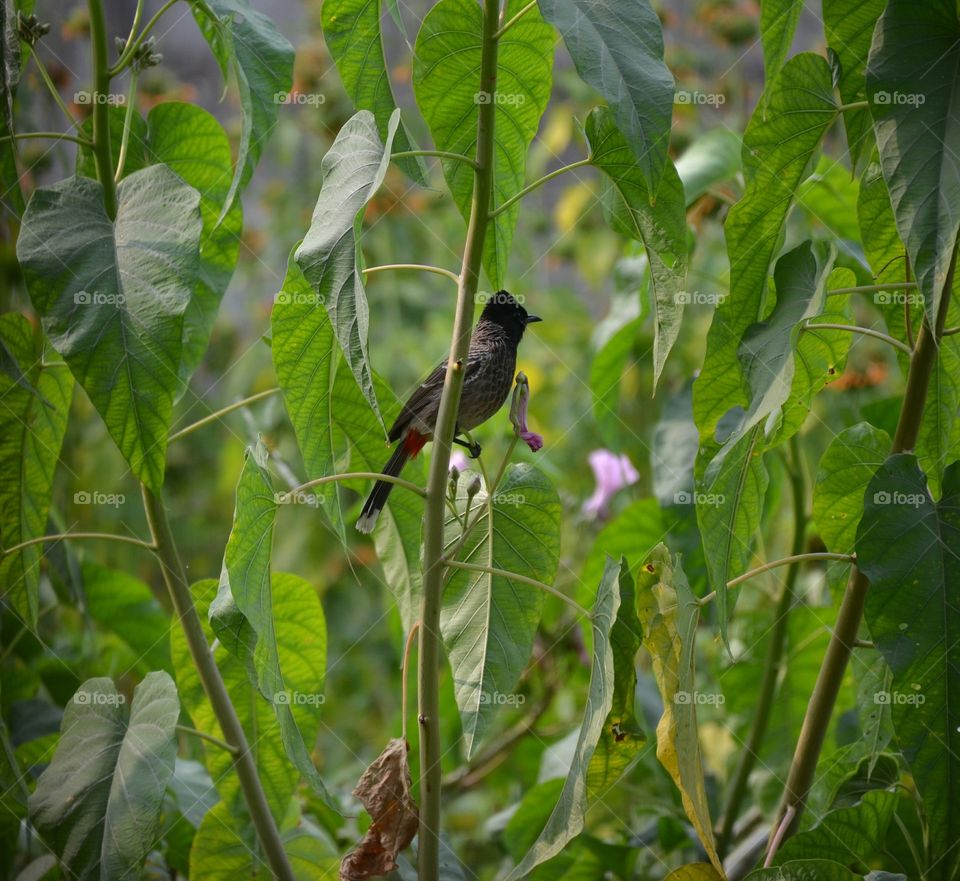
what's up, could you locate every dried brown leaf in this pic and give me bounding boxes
[340,738,419,881]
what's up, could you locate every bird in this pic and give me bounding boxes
[356,291,541,534]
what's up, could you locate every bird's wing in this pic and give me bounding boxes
[387,356,483,442]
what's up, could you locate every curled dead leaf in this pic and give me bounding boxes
[340,738,419,881]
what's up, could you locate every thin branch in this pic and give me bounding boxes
[362,263,460,285]
[281,472,426,502]
[391,149,479,169]
[168,388,280,442]
[401,622,420,743]
[493,0,538,38]
[489,157,592,218]
[114,67,139,182]
[699,552,853,605]
[836,100,869,112]
[803,321,913,356]
[826,282,917,296]
[24,45,81,130]
[2,532,155,555]
[108,0,179,75]
[176,724,239,755]
[0,131,91,146]
[942,326,960,337]
[442,558,590,617]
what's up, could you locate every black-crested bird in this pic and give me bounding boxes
[356,291,541,533]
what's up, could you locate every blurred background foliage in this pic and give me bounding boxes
[1,0,922,878]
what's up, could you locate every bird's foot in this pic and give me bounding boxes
[453,436,482,459]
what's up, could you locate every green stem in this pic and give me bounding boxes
[717,435,807,857]
[492,0,538,38]
[837,100,869,112]
[802,321,912,356]
[442,559,589,617]
[942,326,960,337]
[114,67,139,182]
[142,487,296,881]
[826,282,918,296]
[771,239,957,847]
[699,552,852,604]
[175,724,239,755]
[0,131,91,146]
[25,45,80,130]
[362,263,460,285]
[168,388,280,442]
[88,0,117,219]
[108,0,179,75]
[391,149,479,169]
[118,0,145,63]
[281,471,426,501]
[1,532,155,555]
[417,0,500,875]
[489,157,591,218]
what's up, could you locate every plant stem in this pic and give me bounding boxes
[141,486,296,881]
[826,281,917,296]
[837,100,869,112]
[699,552,852,604]
[1,532,155,555]
[417,0,499,875]
[717,435,806,857]
[401,622,420,742]
[168,388,280,442]
[175,724,239,755]
[0,131,91,146]
[281,472,426,501]
[489,157,592,218]
[362,263,461,285]
[24,46,80,130]
[114,67,139,182]
[391,149,479,169]
[492,0,537,38]
[942,325,960,337]
[802,321,912,356]
[442,559,590,617]
[108,0,180,75]
[88,0,117,219]
[771,240,957,847]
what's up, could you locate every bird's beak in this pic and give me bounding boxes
[526,314,543,324]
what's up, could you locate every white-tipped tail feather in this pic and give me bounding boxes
[355,509,380,534]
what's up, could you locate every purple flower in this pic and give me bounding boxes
[449,450,470,473]
[582,449,639,518]
[509,372,544,452]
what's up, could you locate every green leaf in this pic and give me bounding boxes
[190,0,294,218]
[171,579,297,818]
[146,102,242,385]
[585,106,688,388]
[823,0,884,172]
[0,0,23,216]
[636,544,723,876]
[652,382,699,508]
[413,0,553,286]
[272,251,425,625]
[773,790,898,869]
[212,445,337,809]
[17,168,203,490]
[674,128,742,205]
[759,0,801,93]
[857,455,960,875]
[0,314,72,626]
[666,867,724,881]
[694,53,837,436]
[589,316,639,447]
[539,0,673,194]
[295,109,399,429]
[82,561,172,673]
[441,463,560,757]
[502,557,623,881]
[866,0,960,324]
[812,422,890,555]
[29,673,179,881]
[745,860,862,881]
[321,0,427,186]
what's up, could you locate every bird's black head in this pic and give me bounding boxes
[479,290,541,345]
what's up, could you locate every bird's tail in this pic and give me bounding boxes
[356,432,425,533]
